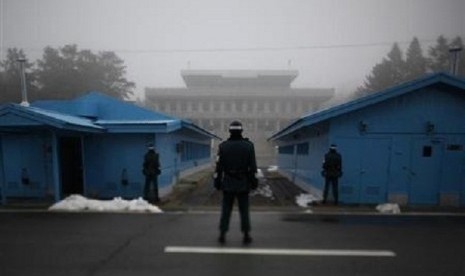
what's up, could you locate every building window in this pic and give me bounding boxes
[224,102,230,112]
[278,145,294,155]
[251,102,257,112]
[264,102,270,113]
[241,101,247,112]
[180,141,210,162]
[213,101,221,112]
[285,102,292,113]
[423,146,433,157]
[447,144,463,151]
[296,142,309,155]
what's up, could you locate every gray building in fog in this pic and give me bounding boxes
[145,70,334,166]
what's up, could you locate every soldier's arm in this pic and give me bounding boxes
[249,143,259,190]
[214,145,224,189]
[250,144,257,174]
[155,153,161,174]
[243,139,257,173]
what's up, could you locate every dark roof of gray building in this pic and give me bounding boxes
[181,70,299,88]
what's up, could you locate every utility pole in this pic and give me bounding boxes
[449,46,462,75]
[0,0,4,61]
[17,58,29,107]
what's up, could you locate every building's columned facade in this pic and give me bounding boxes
[145,70,335,166]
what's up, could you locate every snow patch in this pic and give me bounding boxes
[256,168,264,178]
[250,184,274,199]
[295,193,319,207]
[376,203,401,214]
[267,165,278,172]
[48,194,163,213]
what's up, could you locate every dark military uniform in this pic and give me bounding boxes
[143,147,161,202]
[322,146,342,205]
[214,122,257,244]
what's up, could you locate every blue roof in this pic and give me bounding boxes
[33,92,176,121]
[0,103,104,132]
[0,91,218,138]
[269,72,465,141]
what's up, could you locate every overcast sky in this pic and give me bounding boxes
[1,0,464,99]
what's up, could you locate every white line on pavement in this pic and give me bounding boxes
[164,246,396,257]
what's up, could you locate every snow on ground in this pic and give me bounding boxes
[250,184,274,199]
[256,168,265,178]
[267,165,278,172]
[376,203,401,214]
[48,194,163,213]
[249,168,273,199]
[295,193,319,207]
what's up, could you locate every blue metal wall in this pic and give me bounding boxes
[330,87,465,205]
[0,93,216,204]
[275,126,329,194]
[0,133,53,199]
[156,132,212,185]
[83,133,150,198]
[0,131,212,202]
[82,132,211,199]
[275,86,465,206]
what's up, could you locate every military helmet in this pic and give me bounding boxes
[229,120,243,132]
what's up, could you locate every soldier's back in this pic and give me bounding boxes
[220,139,253,168]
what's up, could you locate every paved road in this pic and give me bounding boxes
[1,211,464,276]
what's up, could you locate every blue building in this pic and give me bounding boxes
[0,92,217,204]
[270,73,465,206]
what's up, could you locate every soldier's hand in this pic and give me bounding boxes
[250,177,258,190]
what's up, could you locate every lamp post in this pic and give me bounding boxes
[449,46,462,75]
[17,58,29,107]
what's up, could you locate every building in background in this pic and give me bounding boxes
[270,72,465,206]
[145,70,335,166]
[0,92,217,204]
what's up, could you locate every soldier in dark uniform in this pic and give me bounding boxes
[214,121,258,245]
[143,143,161,203]
[322,144,342,205]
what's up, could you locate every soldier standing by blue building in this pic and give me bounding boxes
[143,143,161,203]
[322,144,342,205]
[214,121,258,245]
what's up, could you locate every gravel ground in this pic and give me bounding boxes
[160,168,307,211]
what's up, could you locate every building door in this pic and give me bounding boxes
[359,138,390,204]
[338,137,391,204]
[441,142,465,206]
[338,138,362,203]
[409,138,444,205]
[59,137,83,196]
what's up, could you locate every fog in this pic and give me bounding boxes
[1,0,464,98]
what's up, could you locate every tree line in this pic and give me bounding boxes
[0,44,135,103]
[356,35,465,97]
[1,36,463,104]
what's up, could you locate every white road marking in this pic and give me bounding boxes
[164,246,396,257]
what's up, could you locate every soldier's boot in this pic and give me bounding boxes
[243,232,252,245]
[218,232,226,244]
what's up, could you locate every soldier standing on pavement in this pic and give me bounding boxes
[214,121,258,245]
[143,143,161,203]
[322,144,342,205]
